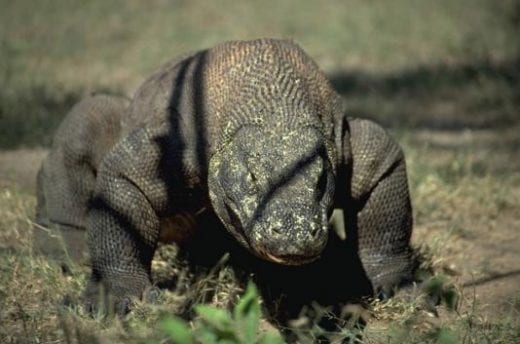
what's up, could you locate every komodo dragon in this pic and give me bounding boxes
[35,39,414,314]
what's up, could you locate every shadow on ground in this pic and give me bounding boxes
[329,58,520,130]
[0,85,82,149]
[0,85,125,149]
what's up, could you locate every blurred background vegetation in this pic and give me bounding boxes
[0,0,518,147]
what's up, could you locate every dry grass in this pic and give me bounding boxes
[1,126,518,343]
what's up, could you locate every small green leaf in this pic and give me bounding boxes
[234,282,261,343]
[442,287,459,310]
[195,304,233,332]
[431,327,457,344]
[423,275,447,295]
[193,326,219,344]
[215,340,236,344]
[161,316,194,344]
[259,330,285,344]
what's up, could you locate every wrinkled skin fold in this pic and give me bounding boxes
[35,39,414,316]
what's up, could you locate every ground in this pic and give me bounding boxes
[1,0,519,343]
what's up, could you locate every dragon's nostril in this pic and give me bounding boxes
[311,224,327,238]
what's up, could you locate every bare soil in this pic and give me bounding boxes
[410,128,520,318]
[0,148,47,192]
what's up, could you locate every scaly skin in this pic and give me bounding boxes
[34,94,129,266]
[35,39,414,314]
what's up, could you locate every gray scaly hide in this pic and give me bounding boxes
[35,94,129,264]
[35,39,413,313]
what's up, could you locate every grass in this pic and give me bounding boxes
[1,0,519,342]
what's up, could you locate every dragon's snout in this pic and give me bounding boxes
[249,204,329,265]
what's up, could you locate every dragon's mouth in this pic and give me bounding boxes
[221,198,326,266]
[260,250,321,266]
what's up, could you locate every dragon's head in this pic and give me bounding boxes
[209,124,335,265]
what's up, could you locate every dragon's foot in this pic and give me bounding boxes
[83,271,157,317]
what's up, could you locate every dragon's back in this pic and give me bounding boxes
[122,39,343,161]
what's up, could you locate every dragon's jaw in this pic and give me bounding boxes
[209,188,330,266]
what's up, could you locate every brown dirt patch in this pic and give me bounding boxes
[0,148,47,192]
